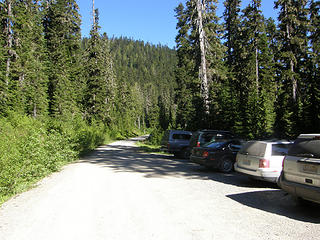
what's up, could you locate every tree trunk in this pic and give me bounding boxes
[284,2,297,102]
[196,0,209,115]
[5,0,13,85]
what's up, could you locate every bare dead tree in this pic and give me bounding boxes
[195,0,209,115]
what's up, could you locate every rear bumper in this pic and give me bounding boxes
[190,156,219,168]
[160,147,180,154]
[234,163,280,183]
[278,172,320,204]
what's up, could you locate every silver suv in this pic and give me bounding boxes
[278,134,320,204]
[235,140,292,183]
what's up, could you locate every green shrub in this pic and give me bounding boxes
[147,128,164,145]
[0,113,110,203]
[0,112,143,204]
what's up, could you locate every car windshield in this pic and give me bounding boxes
[172,134,191,140]
[289,138,320,158]
[203,141,226,149]
[239,141,267,157]
[272,144,293,156]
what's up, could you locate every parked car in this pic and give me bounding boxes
[234,140,293,183]
[190,139,242,173]
[278,134,320,204]
[188,130,236,154]
[161,130,192,158]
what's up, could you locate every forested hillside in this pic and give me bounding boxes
[109,37,177,131]
[175,0,320,139]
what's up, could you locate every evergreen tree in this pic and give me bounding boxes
[43,0,82,118]
[237,0,277,138]
[274,0,309,138]
[0,0,13,114]
[305,0,320,132]
[9,0,48,117]
[174,3,198,129]
[222,0,242,133]
[83,9,115,124]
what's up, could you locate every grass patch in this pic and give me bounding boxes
[136,142,169,154]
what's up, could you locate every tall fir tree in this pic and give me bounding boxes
[0,0,13,114]
[43,0,82,118]
[274,0,309,138]
[222,0,242,133]
[236,0,277,138]
[174,2,198,129]
[305,0,320,132]
[83,9,115,124]
[9,0,48,117]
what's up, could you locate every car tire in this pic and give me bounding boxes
[219,157,234,173]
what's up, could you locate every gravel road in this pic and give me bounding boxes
[0,137,319,240]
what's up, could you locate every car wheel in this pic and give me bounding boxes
[219,158,234,173]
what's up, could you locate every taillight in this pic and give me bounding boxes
[196,142,201,147]
[259,159,270,168]
[167,143,170,149]
[282,156,286,168]
[202,151,209,158]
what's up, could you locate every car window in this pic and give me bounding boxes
[204,142,226,149]
[239,141,266,157]
[201,133,215,143]
[229,140,242,150]
[271,144,292,156]
[201,133,232,143]
[288,138,320,158]
[172,134,191,140]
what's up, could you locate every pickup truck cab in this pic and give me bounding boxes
[278,134,320,204]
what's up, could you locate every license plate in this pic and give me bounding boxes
[242,159,250,166]
[302,164,318,174]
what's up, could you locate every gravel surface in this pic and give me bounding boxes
[0,136,319,240]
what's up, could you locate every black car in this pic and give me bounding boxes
[161,130,193,158]
[190,140,242,173]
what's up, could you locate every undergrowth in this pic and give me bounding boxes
[0,112,142,204]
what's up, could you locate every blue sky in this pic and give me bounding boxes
[77,0,278,49]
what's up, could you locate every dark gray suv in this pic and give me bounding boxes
[161,130,192,158]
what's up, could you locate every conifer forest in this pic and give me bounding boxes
[0,0,319,200]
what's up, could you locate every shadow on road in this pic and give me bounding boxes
[82,143,280,187]
[80,141,320,223]
[227,190,320,224]
[81,143,262,186]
